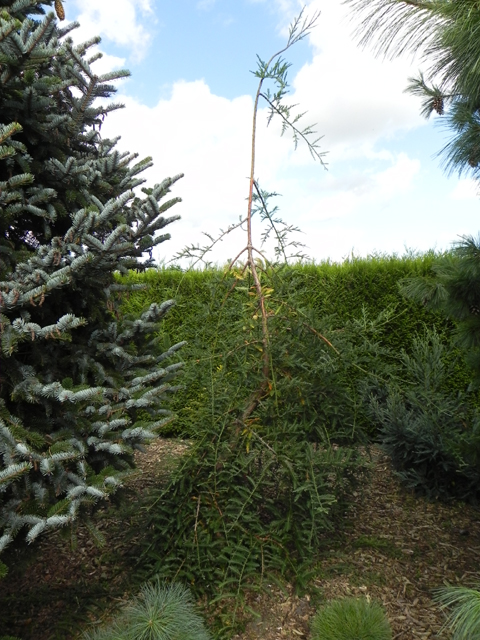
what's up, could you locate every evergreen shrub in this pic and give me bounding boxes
[368,329,480,502]
[310,597,392,640]
[0,0,185,564]
[137,265,401,626]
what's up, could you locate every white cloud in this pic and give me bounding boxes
[90,0,472,265]
[99,80,258,262]
[450,178,480,201]
[197,0,218,10]
[71,0,155,60]
[374,153,420,197]
[98,67,424,264]
[289,3,424,158]
[273,152,420,229]
[90,53,127,77]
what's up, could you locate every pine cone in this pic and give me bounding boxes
[433,95,444,115]
[55,0,65,21]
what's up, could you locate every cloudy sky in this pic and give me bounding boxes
[68,0,480,266]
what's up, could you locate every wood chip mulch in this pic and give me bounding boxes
[232,448,480,640]
[0,439,190,640]
[0,443,479,640]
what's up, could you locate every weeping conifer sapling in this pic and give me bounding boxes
[141,8,372,623]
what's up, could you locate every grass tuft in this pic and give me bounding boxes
[81,579,212,640]
[433,584,480,639]
[311,597,392,640]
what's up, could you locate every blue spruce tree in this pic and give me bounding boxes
[0,0,184,570]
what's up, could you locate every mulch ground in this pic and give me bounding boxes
[232,449,480,640]
[0,442,479,639]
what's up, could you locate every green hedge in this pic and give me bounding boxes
[279,254,450,350]
[119,253,448,347]
[116,252,470,437]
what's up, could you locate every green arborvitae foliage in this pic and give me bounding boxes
[0,0,185,557]
[310,597,392,640]
[117,253,464,439]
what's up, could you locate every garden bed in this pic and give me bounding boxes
[0,441,479,639]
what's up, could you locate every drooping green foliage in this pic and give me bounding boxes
[81,580,212,640]
[310,597,392,640]
[136,263,410,627]
[400,235,480,388]
[0,0,184,562]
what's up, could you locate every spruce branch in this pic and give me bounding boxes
[0,2,185,555]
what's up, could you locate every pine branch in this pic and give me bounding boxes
[344,0,443,60]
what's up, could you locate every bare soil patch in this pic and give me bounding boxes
[0,441,479,639]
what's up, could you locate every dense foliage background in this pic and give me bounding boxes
[117,253,461,439]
